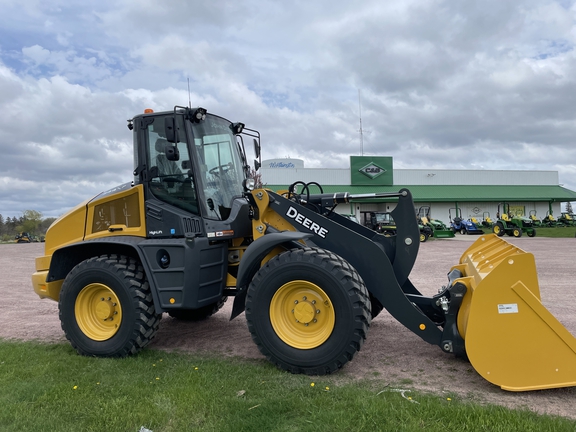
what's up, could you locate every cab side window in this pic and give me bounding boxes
[146,116,199,214]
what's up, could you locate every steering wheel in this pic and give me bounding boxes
[161,176,186,184]
[209,163,232,176]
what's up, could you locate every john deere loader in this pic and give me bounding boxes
[32,106,576,391]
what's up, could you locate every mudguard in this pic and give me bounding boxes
[230,231,312,320]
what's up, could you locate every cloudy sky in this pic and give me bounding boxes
[1,0,575,218]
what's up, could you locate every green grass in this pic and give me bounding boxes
[1,341,574,431]
[530,226,576,238]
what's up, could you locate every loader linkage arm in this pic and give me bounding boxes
[238,187,467,354]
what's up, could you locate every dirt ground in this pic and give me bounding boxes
[2,237,575,420]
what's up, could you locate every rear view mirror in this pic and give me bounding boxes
[253,138,260,158]
[165,116,178,143]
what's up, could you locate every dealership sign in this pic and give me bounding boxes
[350,156,393,186]
[359,162,387,179]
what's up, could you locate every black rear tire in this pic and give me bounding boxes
[58,254,161,357]
[245,248,371,375]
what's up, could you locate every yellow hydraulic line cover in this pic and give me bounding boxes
[455,235,576,391]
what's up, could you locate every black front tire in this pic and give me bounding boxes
[58,254,161,357]
[245,248,371,375]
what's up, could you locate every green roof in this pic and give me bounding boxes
[266,184,576,203]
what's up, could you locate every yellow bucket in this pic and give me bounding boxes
[451,234,576,391]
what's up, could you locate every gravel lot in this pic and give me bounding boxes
[2,236,575,420]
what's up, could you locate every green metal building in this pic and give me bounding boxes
[261,156,576,226]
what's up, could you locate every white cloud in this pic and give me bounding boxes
[22,45,51,64]
[1,0,576,219]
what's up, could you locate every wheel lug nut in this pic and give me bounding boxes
[294,300,298,304]
[316,310,320,314]
[312,300,316,304]
[302,296,307,301]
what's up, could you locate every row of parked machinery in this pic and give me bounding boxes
[529,209,576,227]
[426,203,537,238]
[362,202,576,239]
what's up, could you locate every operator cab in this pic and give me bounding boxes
[130,106,260,238]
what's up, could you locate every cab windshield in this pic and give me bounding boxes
[190,115,245,220]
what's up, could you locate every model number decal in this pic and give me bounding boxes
[498,304,518,314]
[286,207,329,238]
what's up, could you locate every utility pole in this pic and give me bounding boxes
[358,89,364,156]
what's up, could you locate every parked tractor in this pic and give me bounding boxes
[481,212,493,228]
[448,208,484,235]
[556,212,576,227]
[493,203,536,237]
[15,232,38,243]
[363,211,431,242]
[417,206,454,238]
[528,210,543,227]
[362,211,396,235]
[542,211,558,227]
[31,105,576,391]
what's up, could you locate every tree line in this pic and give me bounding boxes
[0,210,57,242]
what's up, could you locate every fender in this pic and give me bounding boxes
[46,236,164,314]
[230,231,312,320]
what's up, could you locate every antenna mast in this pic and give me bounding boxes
[358,89,364,156]
[187,77,192,108]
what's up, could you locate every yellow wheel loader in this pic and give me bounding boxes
[32,106,576,391]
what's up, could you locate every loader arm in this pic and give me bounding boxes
[241,188,449,347]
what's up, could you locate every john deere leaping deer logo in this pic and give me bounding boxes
[359,162,387,179]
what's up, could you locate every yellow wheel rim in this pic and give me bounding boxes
[270,280,335,349]
[420,233,426,242]
[494,225,501,234]
[75,283,123,341]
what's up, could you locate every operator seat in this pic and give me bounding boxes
[155,139,182,178]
